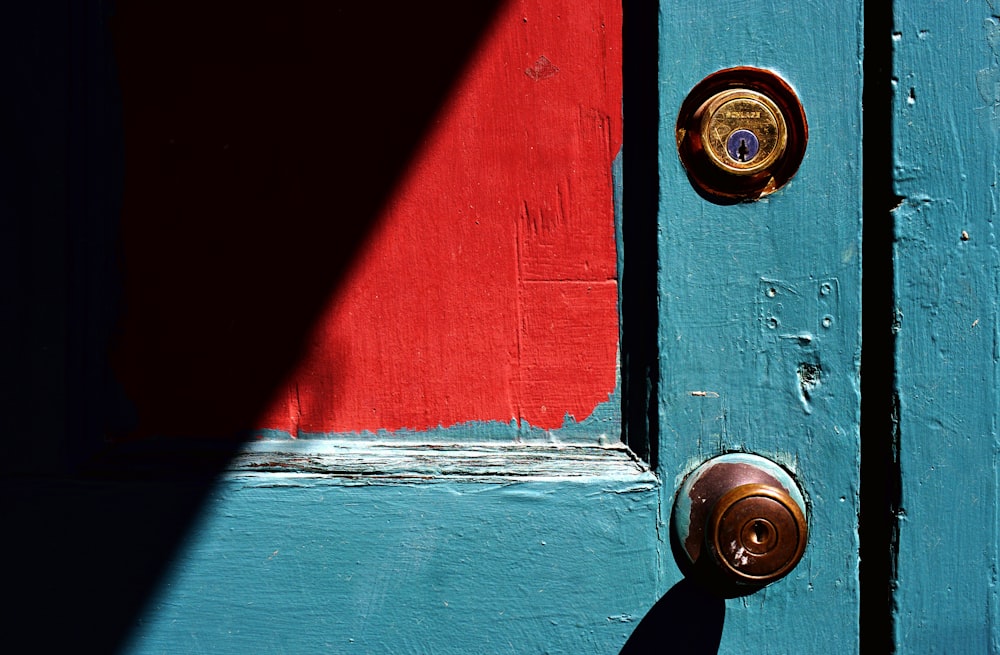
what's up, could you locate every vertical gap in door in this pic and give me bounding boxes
[621,0,660,468]
[860,1,901,652]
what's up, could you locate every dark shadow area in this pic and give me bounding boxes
[621,0,660,467]
[859,2,900,653]
[618,578,725,655]
[109,0,506,441]
[1,0,503,651]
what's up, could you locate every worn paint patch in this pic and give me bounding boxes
[525,54,560,80]
[249,386,622,444]
[796,361,821,413]
[232,439,654,483]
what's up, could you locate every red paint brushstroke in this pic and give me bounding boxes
[113,0,621,437]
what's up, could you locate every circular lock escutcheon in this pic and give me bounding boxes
[676,67,807,202]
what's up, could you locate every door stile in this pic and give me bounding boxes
[656,1,864,651]
[892,2,1000,651]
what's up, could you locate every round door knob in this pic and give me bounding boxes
[675,67,807,202]
[672,453,808,595]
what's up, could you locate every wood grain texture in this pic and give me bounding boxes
[657,1,863,651]
[121,470,659,654]
[231,439,653,481]
[112,0,622,439]
[893,2,1000,651]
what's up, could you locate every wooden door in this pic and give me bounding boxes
[3,0,911,653]
[111,1,867,654]
[109,1,665,653]
[12,1,1000,653]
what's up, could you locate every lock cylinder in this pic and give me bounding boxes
[676,67,807,201]
[699,89,786,176]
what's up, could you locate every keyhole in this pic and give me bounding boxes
[726,129,760,163]
[750,520,770,544]
[740,517,778,555]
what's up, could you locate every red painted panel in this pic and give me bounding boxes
[113,0,621,437]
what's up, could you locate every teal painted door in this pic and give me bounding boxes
[10,1,1000,653]
[1,1,863,654]
[116,2,866,654]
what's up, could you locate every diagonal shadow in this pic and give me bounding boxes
[618,578,725,655]
[2,1,505,651]
[109,0,510,442]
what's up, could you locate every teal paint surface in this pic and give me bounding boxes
[657,1,862,651]
[893,2,1000,651]
[122,470,660,654]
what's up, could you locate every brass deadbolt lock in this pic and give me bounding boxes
[676,68,807,202]
[672,453,808,596]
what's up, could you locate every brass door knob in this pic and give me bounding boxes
[672,453,808,595]
[676,67,807,202]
